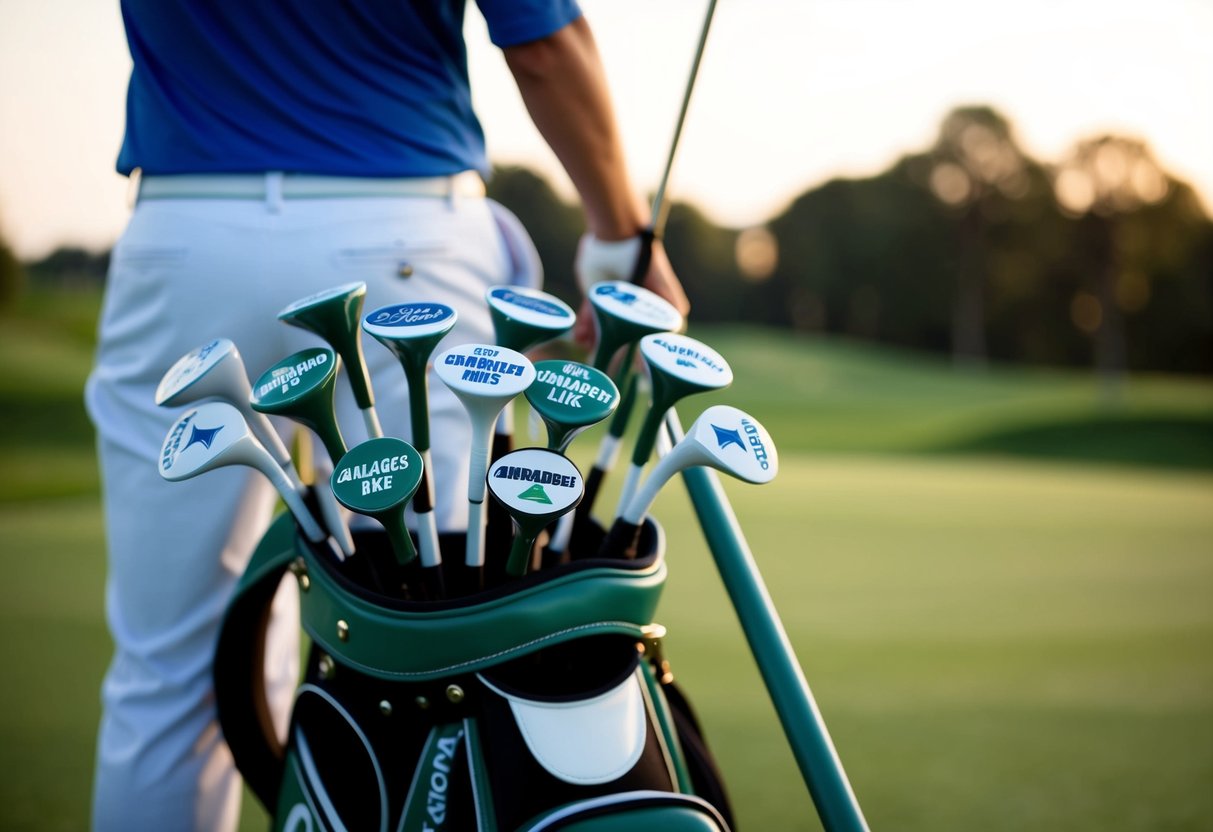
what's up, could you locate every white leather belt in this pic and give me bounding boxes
[136,170,486,201]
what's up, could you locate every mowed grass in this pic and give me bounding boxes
[687,325,1213,470]
[1,287,1211,830]
[1,458,1209,831]
[651,458,1213,831]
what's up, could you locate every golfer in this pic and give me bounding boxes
[86,2,689,829]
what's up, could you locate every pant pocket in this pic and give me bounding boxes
[488,198,544,289]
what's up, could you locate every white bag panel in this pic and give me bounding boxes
[479,669,648,785]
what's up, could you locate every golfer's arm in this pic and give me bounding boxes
[503,16,647,241]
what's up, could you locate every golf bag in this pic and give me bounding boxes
[214,513,734,831]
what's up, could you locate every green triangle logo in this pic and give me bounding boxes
[517,484,552,504]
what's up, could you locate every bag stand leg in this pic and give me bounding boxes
[666,412,871,832]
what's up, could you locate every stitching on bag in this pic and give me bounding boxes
[310,622,641,680]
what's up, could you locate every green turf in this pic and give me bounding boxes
[651,457,1213,831]
[0,289,99,502]
[1,457,1210,831]
[687,325,1213,469]
[2,287,1211,829]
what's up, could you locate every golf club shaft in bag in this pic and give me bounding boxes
[663,411,870,832]
[615,2,870,821]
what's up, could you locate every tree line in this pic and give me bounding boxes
[8,105,1211,375]
[491,106,1211,376]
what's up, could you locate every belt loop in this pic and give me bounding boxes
[266,172,284,213]
[446,174,458,211]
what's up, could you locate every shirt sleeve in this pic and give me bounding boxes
[476,0,583,48]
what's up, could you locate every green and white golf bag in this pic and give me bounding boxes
[215,514,734,831]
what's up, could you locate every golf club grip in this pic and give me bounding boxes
[412,465,434,514]
[575,464,606,526]
[628,226,657,285]
[408,385,431,453]
[465,500,487,568]
[413,449,442,572]
[414,510,441,570]
[598,518,642,560]
[490,427,512,463]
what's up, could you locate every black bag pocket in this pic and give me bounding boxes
[474,636,682,831]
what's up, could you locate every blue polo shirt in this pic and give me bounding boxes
[116,0,581,178]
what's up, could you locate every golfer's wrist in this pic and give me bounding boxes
[584,192,650,242]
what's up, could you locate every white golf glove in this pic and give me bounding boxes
[574,233,643,293]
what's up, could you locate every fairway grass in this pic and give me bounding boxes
[688,325,1213,470]
[2,456,1210,831]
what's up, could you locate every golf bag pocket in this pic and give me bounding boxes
[467,636,704,829]
[480,658,650,786]
[215,513,732,831]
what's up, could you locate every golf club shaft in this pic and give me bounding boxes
[571,363,639,530]
[403,363,443,574]
[384,517,417,566]
[613,461,645,521]
[264,462,327,544]
[360,406,383,440]
[577,70,703,529]
[650,0,718,244]
[505,530,537,577]
[413,450,441,568]
[243,410,309,492]
[312,478,354,559]
[464,425,493,571]
[412,455,445,599]
[663,411,869,832]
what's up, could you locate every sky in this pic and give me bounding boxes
[0,0,1210,259]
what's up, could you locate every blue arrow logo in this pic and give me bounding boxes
[185,424,223,452]
[711,424,746,452]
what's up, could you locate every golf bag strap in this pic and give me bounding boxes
[214,513,301,808]
[660,679,735,828]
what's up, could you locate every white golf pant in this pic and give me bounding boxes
[86,179,540,831]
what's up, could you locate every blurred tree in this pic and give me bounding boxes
[924,106,1045,366]
[764,166,953,347]
[763,106,1212,376]
[1054,137,1212,377]
[661,201,746,322]
[0,235,23,309]
[26,246,110,288]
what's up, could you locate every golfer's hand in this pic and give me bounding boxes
[572,235,691,351]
